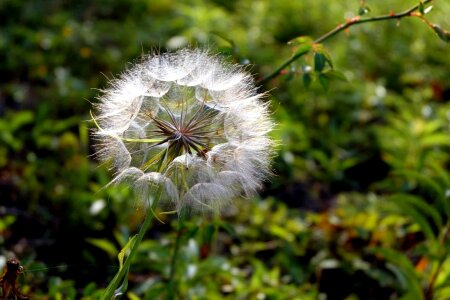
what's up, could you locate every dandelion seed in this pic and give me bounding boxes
[93,49,274,213]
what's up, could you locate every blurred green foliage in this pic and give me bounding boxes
[1,0,449,299]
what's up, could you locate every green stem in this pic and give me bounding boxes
[258,0,433,85]
[101,189,162,300]
[167,218,185,300]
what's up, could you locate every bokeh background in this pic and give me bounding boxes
[1,0,449,299]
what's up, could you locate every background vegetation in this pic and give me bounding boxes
[1,0,449,299]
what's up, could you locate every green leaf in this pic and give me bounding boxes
[388,194,442,242]
[428,161,450,188]
[86,238,118,258]
[392,194,443,229]
[322,70,347,81]
[311,150,329,166]
[394,170,450,219]
[399,202,435,241]
[126,291,140,300]
[370,247,424,300]
[287,36,313,60]
[358,5,371,16]
[113,229,127,247]
[314,52,326,72]
[0,215,16,231]
[419,2,425,15]
[186,223,200,239]
[209,31,236,49]
[302,73,312,88]
[287,36,313,46]
[83,282,97,297]
[432,24,450,43]
[10,111,34,131]
[270,224,295,241]
[421,134,450,147]
[219,222,237,237]
[318,73,329,91]
[203,223,217,244]
[293,44,312,58]
[118,235,137,270]
[314,46,333,69]
[393,170,445,200]
[100,235,138,300]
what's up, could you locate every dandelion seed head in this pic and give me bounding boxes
[93,49,274,213]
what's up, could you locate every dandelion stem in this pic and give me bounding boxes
[100,188,162,300]
[167,217,186,300]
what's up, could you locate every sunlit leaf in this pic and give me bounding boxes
[424,5,433,14]
[9,111,34,130]
[287,36,314,46]
[126,291,140,300]
[0,216,15,233]
[421,134,450,147]
[86,238,118,258]
[293,44,312,58]
[118,235,137,270]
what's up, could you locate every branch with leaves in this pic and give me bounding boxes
[258,0,449,85]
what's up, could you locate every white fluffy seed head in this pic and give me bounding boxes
[93,48,274,214]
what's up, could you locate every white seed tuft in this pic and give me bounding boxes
[93,49,274,214]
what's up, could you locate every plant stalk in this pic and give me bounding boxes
[167,218,186,300]
[100,189,162,300]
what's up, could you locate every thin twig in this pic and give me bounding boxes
[258,0,433,85]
